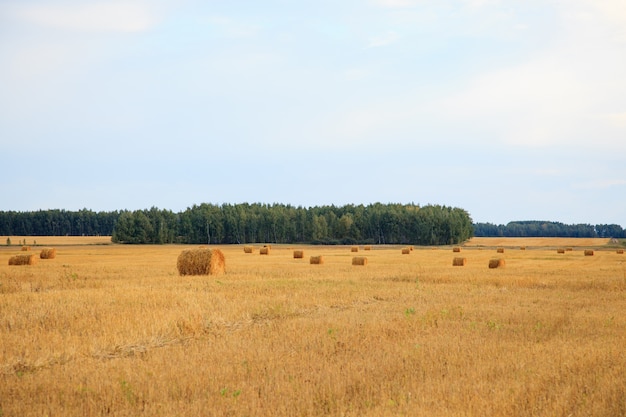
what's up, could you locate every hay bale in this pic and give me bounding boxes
[584,250,594,256]
[520,246,526,250]
[293,250,304,259]
[617,249,624,254]
[566,248,573,252]
[21,246,31,251]
[452,257,466,266]
[310,256,324,265]
[401,248,411,255]
[496,248,505,253]
[352,257,368,266]
[488,258,506,269]
[243,246,254,254]
[557,248,565,254]
[260,247,270,255]
[364,245,372,251]
[452,247,461,253]
[176,248,225,276]
[351,246,359,253]
[9,254,37,266]
[40,248,57,259]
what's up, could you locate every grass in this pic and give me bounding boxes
[0,238,625,416]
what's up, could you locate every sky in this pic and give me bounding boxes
[1,0,625,226]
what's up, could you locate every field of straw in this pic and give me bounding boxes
[1,237,625,416]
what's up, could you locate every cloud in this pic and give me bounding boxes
[10,2,158,33]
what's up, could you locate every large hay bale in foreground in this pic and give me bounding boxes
[40,248,57,259]
[293,250,304,259]
[452,257,466,266]
[352,257,368,266]
[177,248,225,276]
[584,250,594,256]
[9,254,37,266]
[488,258,506,269]
[401,248,411,255]
[310,256,324,265]
[243,246,254,254]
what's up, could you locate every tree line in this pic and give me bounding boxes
[473,221,626,238]
[0,203,475,245]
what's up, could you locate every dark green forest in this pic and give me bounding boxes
[1,206,624,244]
[474,221,626,238]
[0,204,474,245]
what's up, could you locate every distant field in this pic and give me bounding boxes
[465,237,613,248]
[1,240,625,416]
[1,235,112,246]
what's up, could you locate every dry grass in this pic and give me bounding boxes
[0,238,625,416]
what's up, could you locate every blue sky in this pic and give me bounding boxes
[1,0,625,226]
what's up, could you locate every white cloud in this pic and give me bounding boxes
[11,2,158,33]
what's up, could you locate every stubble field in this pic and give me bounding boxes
[1,237,625,416]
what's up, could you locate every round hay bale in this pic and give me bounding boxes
[364,245,372,251]
[401,248,411,255]
[452,257,466,266]
[566,248,573,252]
[488,258,505,269]
[310,256,324,265]
[21,246,31,251]
[557,248,565,254]
[452,247,461,253]
[260,247,270,255]
[243,246,254,254]
[9,254,37,266]
[584,250,594,256]
[177,248,225,276]
[617,249,624,254]
[496,248,505,253]
[352,256,368,266]
[40,248,57,259]
[293,250,304,259]
[520,246,526,250]
[351,246,359,253]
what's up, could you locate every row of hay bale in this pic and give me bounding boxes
[244,245,384,255]
[452,257,505,268]
[7,248,56,266]
[176,247,372,276]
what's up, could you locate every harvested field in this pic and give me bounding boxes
[0,237,625,416]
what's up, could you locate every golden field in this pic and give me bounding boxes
[1,237,625,416]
